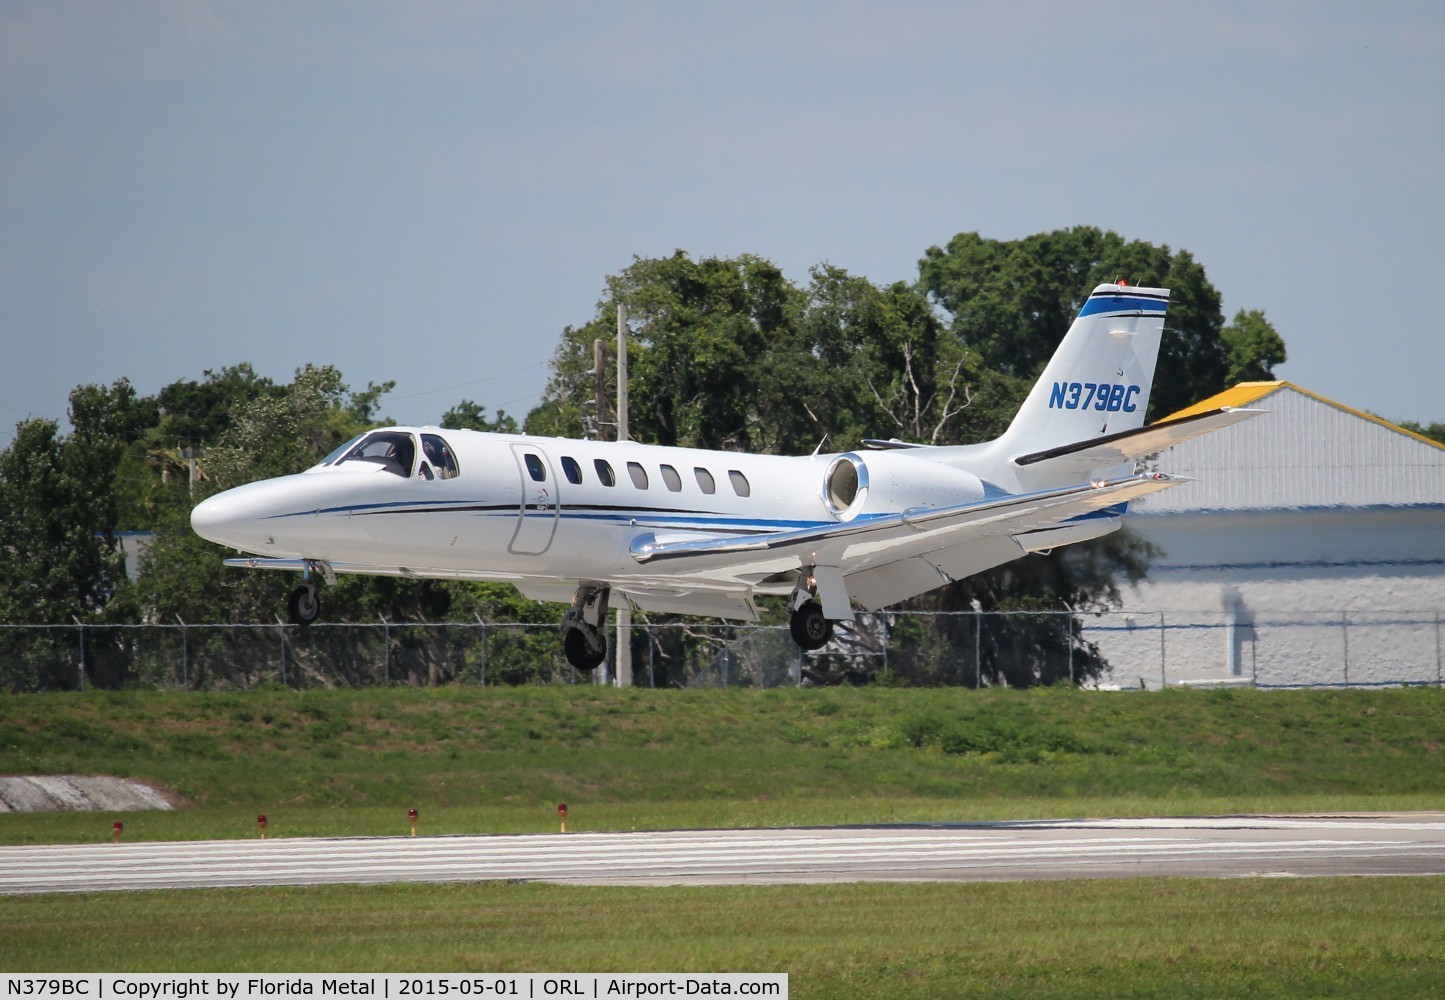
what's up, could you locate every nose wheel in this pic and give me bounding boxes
[287,582,321,626]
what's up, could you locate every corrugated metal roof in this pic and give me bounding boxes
[1141,383,1445,511]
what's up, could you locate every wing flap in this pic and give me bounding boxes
[620,589,761,621]
[629,474,1184,579]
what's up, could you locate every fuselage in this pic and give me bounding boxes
[189,423,1038,598]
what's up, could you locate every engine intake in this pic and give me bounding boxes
[823,454,869,520]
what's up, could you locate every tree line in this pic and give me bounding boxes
[1,226,1293,687]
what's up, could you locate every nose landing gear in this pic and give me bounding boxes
[288,582,321,626]
[286,560,335,626]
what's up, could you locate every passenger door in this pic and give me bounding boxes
[509,444,559,555]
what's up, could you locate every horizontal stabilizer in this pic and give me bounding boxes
[1012,406,1264,472]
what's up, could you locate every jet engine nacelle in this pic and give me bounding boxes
[821,451,988,521]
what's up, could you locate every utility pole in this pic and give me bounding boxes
[615,303,633,688]
[592,337,610,685]
[592,339,607,437]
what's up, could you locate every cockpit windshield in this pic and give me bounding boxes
[335,430,417,477]
[316,433,366,468]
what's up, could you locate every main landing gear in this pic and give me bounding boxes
[561,582,610,672]
[557,568,849,670]
[789,567,849,651]
[789,600,833,650]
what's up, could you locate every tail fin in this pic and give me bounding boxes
[996,282,1168,461]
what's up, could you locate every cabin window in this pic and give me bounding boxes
[728,470,751,497]
[338,430,415,478]
[594,459,616,487]
[421,434,459,480]
[694,467,716,495]
[627,462,649,489]
[561,456,583,485]
[524,454,547,482]
[659,464,683,492]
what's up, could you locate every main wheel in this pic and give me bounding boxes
[287,584,320,626]
[563,625,606,671]
[789,602,833,650]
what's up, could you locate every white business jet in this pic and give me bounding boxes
[191,282,1260,671]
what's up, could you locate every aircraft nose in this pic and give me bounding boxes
[191,480,290,551]
[191,475,324,555]
[190,490,250,548]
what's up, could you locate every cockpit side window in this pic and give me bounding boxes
[421,434,460,479]
[338,431,416,477]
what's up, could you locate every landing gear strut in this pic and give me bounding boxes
[561,583,610,671]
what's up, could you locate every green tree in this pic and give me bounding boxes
[1399,421,1445,446]
[0,380,154,686]
[1220,308,1288,384]
[918,226,1239,419]
[535,252,806,451]
[0,380,149,624]
[441,400,519,434]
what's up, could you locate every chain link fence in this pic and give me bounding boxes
[3,608,1442,692]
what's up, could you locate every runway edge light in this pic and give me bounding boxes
[258,813,268,839]
[558,802,568,834]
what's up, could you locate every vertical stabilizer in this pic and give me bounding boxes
[997,283,1169,462]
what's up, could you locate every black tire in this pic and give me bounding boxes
[563,625,606,671]
[287,584,320,626]
[790,602,833,650]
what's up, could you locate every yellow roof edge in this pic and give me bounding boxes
[1163,382,1284,421]
[1163,380,1445,452]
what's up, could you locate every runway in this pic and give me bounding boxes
[3,815,1444,894]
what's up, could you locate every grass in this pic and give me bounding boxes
[4,686,1445,994]
[3,878,1444,997]
[2,685,1444,844]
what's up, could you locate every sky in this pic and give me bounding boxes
[3,1,1443,445]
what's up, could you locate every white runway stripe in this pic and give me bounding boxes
[3,818,1444,894]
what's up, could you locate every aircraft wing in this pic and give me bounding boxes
[226,474,1186,620]
[628,473,1185,589]
[1011,406,1264,474]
